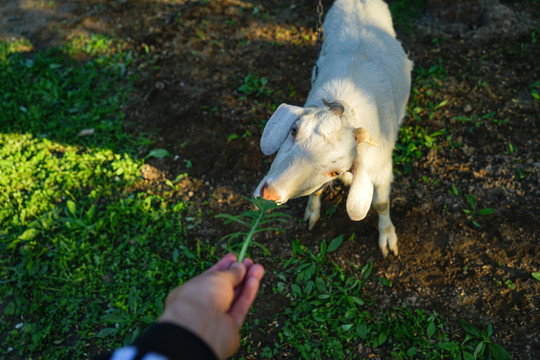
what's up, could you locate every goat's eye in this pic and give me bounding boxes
[290,127,297,137]
[329,171,340,177]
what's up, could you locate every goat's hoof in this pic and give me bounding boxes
[303,210,320,230]
[379,227,398,258]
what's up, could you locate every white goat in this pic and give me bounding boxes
[253,0,412,257]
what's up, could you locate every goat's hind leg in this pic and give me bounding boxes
[373,173,398,258]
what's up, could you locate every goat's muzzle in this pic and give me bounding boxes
[261,182,281,202]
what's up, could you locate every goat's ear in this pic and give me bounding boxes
[346,159,373,221]
[260,103,304,155]
[353,128,378,146]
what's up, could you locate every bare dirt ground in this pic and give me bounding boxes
[2,0,539,359]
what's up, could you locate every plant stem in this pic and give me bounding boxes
[237,208,266,262]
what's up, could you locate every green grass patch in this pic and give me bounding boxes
[390,0,428,32]
[260,237,511,359]
[0,36,512,360]
[0,36,140,153]
[0,38,214,358]
[394,62,449,174]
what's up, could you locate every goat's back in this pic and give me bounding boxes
[313,0,411,130]
[323,0,396,50]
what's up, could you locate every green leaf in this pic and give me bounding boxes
[320,238,327,256]
[427,320,436,338]
[466,195,477,210]
[350,296,364,306]
[473,341,485,358]
[215,213,250,227]
[532,272,540,282]
[145,148,170,159]
[327,234,344,253]
[315,277,327,293]
[291,284,302,297]
[377,329,389,347]
[487,342,513,360]
[18,228,40,241]
[407,347,417,356]
[460,319,480,337]
[356,322,368,340]
[341,324,353,331]
[360,261,373,280]
[96,327,119,338]
[67,200,77,216]
[304,280,314,295]
[478,208,495,215]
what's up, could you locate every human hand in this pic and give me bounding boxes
[158,253,264,360]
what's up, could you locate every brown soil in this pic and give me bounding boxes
[2,0,538,359]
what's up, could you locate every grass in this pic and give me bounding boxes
[0,38,215,358]
[1,31,512,360]
[390,0,428,32]
[255,237,511,360]
[393,62,449,174]
[238,73,274,99]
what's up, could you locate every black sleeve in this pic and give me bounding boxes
[95,322,218,360]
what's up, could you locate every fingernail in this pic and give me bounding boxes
[231,262,244,270]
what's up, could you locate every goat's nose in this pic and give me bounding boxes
[261,182,280,202]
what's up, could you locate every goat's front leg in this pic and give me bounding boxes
[373,171,398,258]
[303,187,325,230]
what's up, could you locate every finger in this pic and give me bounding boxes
[228,264,264,327]
[205,253,237,273]
[232,258,257,301]
[247,263,265,282]
[217,262,247,288]
[242,257,253,268]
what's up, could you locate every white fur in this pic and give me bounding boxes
[254,0,412,257]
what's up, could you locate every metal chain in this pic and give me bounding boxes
[314,0,324,81]
[315,0,324,58]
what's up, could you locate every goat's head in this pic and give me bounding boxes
[254,100,378,220]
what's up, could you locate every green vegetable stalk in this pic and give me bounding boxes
[216,197,289,262]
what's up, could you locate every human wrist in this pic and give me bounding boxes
[158,301,231,360]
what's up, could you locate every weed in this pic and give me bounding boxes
[0,37,213,358]
[453,112,507,134]
[393,61,448,174]
[455,320,512,360]
[450,184,461,197]
[493,278,516,290]
[238,73,274,98]
[390,0,428,32]
[265,237,511,359]
[422,175,440,186]
[0,39,142,154]
[394,124,446,174]
[145,148,171,159]
[462,195,495,228]
[505,143,515,155]
[528,81,540,101]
